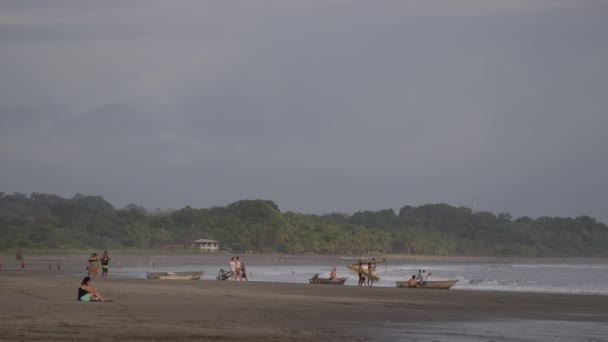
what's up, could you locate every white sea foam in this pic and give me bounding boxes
[118,260,608,295]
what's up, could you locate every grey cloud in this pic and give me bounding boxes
[1,1,607,222]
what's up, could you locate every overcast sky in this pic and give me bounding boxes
[1,0,607,223]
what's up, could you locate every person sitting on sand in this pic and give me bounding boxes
[78,276,104,302]
[408,275,418,288]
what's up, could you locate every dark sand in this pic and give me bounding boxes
[1,254,608,341]
[1,273,607,341]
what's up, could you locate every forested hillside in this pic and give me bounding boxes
[1,192,607,256]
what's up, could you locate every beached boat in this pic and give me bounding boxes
[395,280,458,289]
[146,272,203,280]
[309,274,347,285]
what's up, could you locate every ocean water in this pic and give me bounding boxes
[114,258,608,296]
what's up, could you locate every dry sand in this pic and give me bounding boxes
[1,271,608,342]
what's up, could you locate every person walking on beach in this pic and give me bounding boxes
[235,257,242,281]
[229,257,236,280]
[100,251,111,280]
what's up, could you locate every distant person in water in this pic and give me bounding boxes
[408,275,418,288]
[100,251,111,280]
[77,276,104,302]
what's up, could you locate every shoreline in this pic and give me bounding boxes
[1,274,607,341]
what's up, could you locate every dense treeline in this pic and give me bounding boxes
[1,192,607,256]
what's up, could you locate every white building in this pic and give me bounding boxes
[193,239,220,252]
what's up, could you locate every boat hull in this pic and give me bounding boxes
[309,277,347,285]
[146,272,203,280]
[395,280,458,289]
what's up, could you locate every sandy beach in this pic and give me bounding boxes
[2,267,608,342]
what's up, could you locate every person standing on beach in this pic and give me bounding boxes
[240,261,248,281]
[235,257,242,281]
[407,275,418,288]
[229,257,236,280]
[88,253,100,280]
[357,260,366,286]
[366,262,375,287]
[416,269,423,285]
[100,251,111,280]
[330,268,337,280]
[78,276,105,302]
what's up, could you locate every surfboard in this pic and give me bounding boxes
[346,264,381,282]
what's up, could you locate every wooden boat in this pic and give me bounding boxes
[395,280,458,289]
[309,274,347,285]
[346,264,381,282]
[146,272,203,280]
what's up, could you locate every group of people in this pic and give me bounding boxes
[87,250,111,280]
[407,269,432,288]
[229,256,248,281]
[357,260,377,287]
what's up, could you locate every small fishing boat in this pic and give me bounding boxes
[309,274,347,285]
[146,272,203,280]
[395,280,458,289]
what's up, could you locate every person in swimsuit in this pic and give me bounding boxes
[100,251,111,280]
[407,275,418,288]
[240,261,248,281]
[77,276,104,302]
[87,253,100,279]
[357,260,366,286]
[330,268,337,280]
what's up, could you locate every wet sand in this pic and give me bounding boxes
[1,271,608,341]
